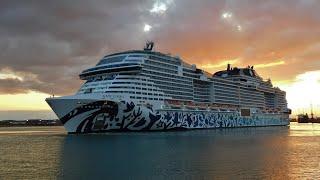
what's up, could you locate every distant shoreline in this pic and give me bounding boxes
[0,119,62,127]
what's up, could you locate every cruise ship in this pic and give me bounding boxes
[46,42,291,133]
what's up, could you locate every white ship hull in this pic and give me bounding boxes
[46,97,289,134]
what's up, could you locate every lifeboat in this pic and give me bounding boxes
[185,102,196,109]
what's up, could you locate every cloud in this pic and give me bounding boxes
[149,0,174,15]
[254,60,285,69]
[0,0,320,96]
[0,0,152,95]
[0,78,29,94]
[200,59,239,70]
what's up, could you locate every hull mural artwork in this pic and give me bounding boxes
[60,100,290,133]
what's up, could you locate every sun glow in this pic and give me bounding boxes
[221,12,233,19]
[237,25,242,31]
[221,11,244,32]
[143,24,152,32]
[275,70,320,116]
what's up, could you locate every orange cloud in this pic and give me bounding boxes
[200,59,239,69]
[254,60,285,68]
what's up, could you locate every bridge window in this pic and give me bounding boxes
[97,55,126,65]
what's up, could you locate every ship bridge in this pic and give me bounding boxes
[213,64,262,80]
[79,55,144,80]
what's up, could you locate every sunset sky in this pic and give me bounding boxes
[0,0,320,116]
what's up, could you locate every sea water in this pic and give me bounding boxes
[0,123,320,179]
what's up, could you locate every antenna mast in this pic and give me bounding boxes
[311,104,314,119]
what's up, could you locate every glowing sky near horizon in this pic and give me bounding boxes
[274,71,320,115]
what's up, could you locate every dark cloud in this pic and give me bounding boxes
[0,77,49,94]
[0,0,320,95]
[0,78,29,94]
[0,0,152,95]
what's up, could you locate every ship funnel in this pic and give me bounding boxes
[144,41,154,51]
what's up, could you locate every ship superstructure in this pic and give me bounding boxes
[46,42,291,133]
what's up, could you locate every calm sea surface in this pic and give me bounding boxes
[0,123,320,179]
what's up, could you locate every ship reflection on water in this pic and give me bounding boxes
[59,127,291,179]
[58,124,320,179]
[1,124,320,179]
